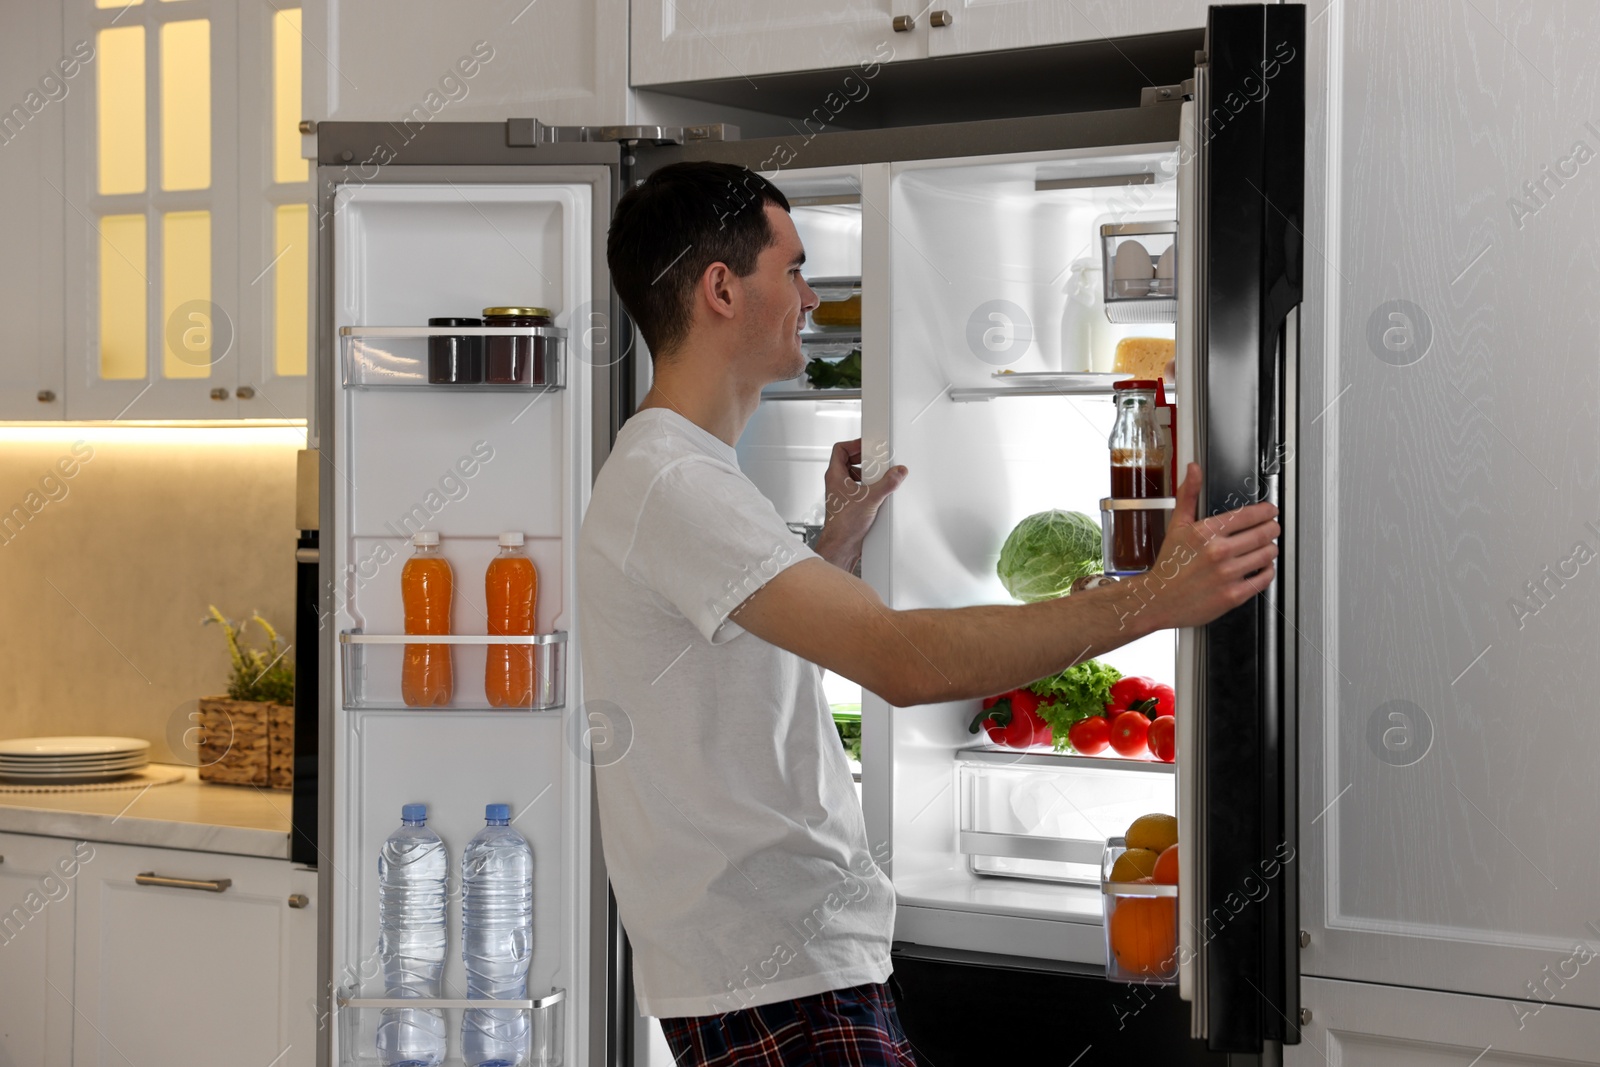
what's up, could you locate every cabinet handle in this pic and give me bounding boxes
[236,385,256,399]
[135,872,233,893]
[931,10,953,27]
[288,893,310,909]
[36,390,55,403]
[298,120,315,135]
[892,14,914,31]
[210,387,230,401]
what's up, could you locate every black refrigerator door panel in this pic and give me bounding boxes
[1195,3,1305,1052]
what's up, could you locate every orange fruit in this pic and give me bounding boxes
[1152,844,1179,885]
[1126,813,1178,853]
[1109,848,1159,882]
[1109,896,1178,976]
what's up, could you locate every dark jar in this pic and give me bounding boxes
[1106,378,1170,574]
[483,306,553,385]
[426,317,484,384]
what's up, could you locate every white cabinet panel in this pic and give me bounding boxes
[304,0,626,125]
[0,833,80,1067]
[1299,0,1600,1005]
[0,0,66,419]
[1289,977,1600,1066]
[72,842,312,1067]
[925,0,1216,58]
[631,0,918,86]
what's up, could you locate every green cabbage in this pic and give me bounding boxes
[996,509,1103,602]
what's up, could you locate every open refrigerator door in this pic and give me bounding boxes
[315,139,620,1067]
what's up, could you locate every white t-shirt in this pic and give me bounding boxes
[576,407,894,1019]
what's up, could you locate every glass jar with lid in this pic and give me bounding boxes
[482,307,554,385]
[1104,379,1170,574]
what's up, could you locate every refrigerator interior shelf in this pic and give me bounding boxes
[336,988,566,1010]
[950,373,1175,403]
[957,746,1175,774]
[339,325,568,391]
[339,630,568,711]
[806,275,862,302]
[762,388,862,402]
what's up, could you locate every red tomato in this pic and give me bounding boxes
[1110,710,1151,757]
[1147,715,1176,762]
[1067,716,1111,755]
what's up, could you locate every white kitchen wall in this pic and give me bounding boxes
[0,425,303,763]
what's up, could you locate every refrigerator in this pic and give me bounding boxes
[313,5,1303,1064]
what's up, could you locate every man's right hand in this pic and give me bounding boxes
[1140,462,1281,631]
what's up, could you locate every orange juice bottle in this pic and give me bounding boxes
[485,532,538,708]
[401,532,454,706]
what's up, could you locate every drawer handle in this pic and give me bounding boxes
[135,872,233,893]
[288,893,310,909]
[931,10,953,27]
[892,14,914,31]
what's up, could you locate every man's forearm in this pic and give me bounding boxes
[880,582,1166,706]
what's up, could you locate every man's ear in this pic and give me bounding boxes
[699,261,739,323]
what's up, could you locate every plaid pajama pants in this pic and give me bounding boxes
[660,981,921,1067]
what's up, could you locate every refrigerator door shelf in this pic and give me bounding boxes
[336,987,565,1067]
[957,751,1176,888]
[339,326,569,391]
[1101,837,1179,987]
[339,630,568,712]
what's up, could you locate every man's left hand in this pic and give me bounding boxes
[812,438,907,571]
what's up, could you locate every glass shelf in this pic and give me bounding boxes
[339,325,568,391]
[762,387,862,402]
[950,372,1179,403]
[339,631,568,711]
[336,987,565,1067]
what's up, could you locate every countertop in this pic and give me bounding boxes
[0,765,293,859]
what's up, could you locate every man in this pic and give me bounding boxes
[577,162,1279,1065]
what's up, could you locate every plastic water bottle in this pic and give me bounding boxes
[376,804,447,1067]
[462,803,534,1067]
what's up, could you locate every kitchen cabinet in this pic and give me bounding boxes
[629,0,1240,86]
[71,840,314,1067]
[0,0,67,420]
[922,0,1222,58]
[0,832,79,1066]
[1287,976,1600,1066]
[630,0,922,86]
[300,0,628,127]
[1297,0,1600,1012]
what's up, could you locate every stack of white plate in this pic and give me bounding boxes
[0,737,151,784]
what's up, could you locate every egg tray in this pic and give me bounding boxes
[1101,222,1178,324]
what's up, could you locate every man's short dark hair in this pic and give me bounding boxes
[606,162,791,358]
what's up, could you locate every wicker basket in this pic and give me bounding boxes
[197,697,294,790]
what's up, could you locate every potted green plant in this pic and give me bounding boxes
[198,607,296,789]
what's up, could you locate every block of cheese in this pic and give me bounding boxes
[1114,337,1175,381]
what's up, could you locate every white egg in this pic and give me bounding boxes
[1155,244,1176,278]
[1112,239,1153,297]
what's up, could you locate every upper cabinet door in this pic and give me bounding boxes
[630,0,925,86]
[924,0,1216,58]
[0,0,66,420]
[62,1,243,420]
[302,0,627,126]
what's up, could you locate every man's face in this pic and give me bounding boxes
[739,204,819,384]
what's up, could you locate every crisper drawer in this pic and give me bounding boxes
[957,748,1175,886]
